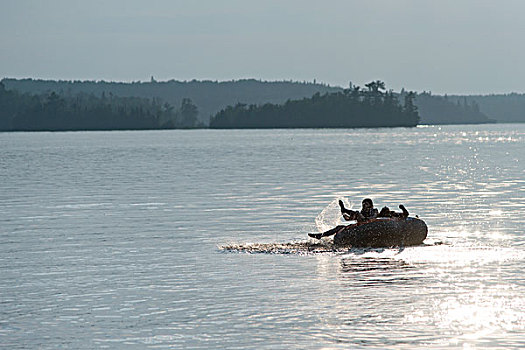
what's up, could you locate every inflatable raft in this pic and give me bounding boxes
[312,217,428,247]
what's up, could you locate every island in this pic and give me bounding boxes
[210,81,419,128]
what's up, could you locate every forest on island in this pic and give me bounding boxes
[210,81,419,128]
[0,82,201,131]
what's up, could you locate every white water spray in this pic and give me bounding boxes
[315,197,353,233]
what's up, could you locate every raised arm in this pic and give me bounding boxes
[339,200,358,221]
[399,205,409,217]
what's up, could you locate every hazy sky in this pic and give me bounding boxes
[2,0,525,94]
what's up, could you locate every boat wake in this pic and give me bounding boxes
[219,240,441,255]
[219,240,341,254]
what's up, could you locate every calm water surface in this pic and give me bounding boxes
[1,125,524,349]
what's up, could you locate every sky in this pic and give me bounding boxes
[1,0,525,94]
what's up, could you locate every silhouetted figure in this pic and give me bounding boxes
[338,198,378,223]
[378,204,409,219]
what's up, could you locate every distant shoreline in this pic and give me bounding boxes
[2,78,521,128]
[2,121,521,134]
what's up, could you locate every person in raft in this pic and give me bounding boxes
[338,198,378,223]
[309,198,409,239]
[338,198,409,222]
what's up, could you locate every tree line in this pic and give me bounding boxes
[0,82,201,131]
[2,79,496,131]
[3,78,497,125]
[210,81,420,128]
[2,78,340,124]
[445,93,524,123]
[414,91,493,124]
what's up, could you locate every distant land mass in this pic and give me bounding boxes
[1,80,420,130]
[447,94,525,123]
[1,78,340,124]
[0,82,200,131]
[1,78,501,126]
[210,81,419,128]
[414,92,494,125]
[2,78,525,127]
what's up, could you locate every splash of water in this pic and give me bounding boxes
[315,197,352,233]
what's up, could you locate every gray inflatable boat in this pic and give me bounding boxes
[309,217,428,247]
[333,217,428,247]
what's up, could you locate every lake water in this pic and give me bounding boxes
[1,124,524,349]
